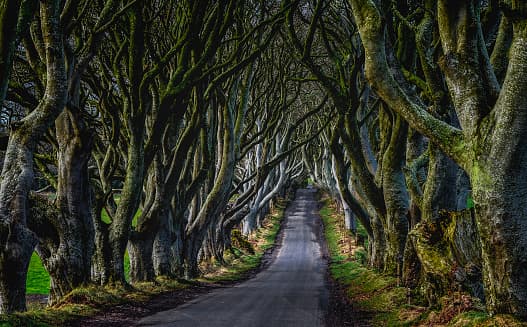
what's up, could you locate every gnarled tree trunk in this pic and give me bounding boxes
[350,0,527,317]
[35,106,94,306]
[0,0,66,312]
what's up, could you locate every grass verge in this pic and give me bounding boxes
[1,197,289,327]
[319,193,527,327]
[198,197,288,283]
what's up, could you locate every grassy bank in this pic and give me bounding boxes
[1,197,289,327]
[319,193,527,327]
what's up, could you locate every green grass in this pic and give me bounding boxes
[26,254,50,295]
[320,199,407,322]
[319,193,527,327]
[101,207,141,226]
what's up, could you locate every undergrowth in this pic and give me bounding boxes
[319,193,527,327]
[0,197,288,327]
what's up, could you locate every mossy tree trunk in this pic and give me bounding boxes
[378,107,409,276]
[128,106,202,282]
[128,154,165,283]
[350,0,527,317]
[91,1,148,286]
[40,105,94,306]
[0,0,66,313]
[43,0,120,302]
[329,126,372,238]
[183,82,241,278]
[153,208,179,277]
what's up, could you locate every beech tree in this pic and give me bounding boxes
[0,0,65,313]
[349,0,527,317]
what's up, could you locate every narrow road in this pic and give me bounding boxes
[138,188,328,327]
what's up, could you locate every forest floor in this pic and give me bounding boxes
[319,192,527,327]
[0,197,289,327]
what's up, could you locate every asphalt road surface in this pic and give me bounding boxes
[138,188,329,327]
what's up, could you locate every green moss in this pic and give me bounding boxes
[320,195,424,326]
[450,311,490,326]
[354,247,367,264]
[320,197,408,323]
[124,251,130,281]
[449,311,527,327]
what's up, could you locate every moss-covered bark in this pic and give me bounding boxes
[408,210,483,305]
[34,105,94,306]
[0,0,66,313]
[378,107,409,276]
[349,0,527,317]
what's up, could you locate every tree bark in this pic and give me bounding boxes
[153,207,177,277]
[128,231,155,283]
[35,106,94,306]
[349,0,527,316]
[0,0,66,313]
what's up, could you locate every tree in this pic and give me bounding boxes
[350,0,527,317]
[0,0,65,313]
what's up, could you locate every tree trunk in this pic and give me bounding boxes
[93,127,145,285]
[38,106,94,305]
[471,167,527,317]
[380,110,409,276]
[407,210,483,305]
[421,145,458,221]
[153,208,177,277]
[128,232,155,283]
[91,219,112,285]
[127,157,161,283]
[210,222,226,265]
[0,0,66,313]
[369,214,386,270]
[183,235,202,279]
[382,169,409,276]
